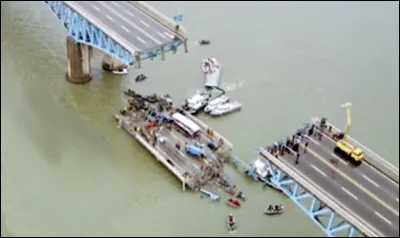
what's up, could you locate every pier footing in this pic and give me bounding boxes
[66,36,92,84]
[101,54,127,71]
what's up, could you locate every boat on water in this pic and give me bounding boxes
[112,67,129,75]
[248,158,270,181]
[264,205,284,215]
[202,58,221,89]
[135,74,147,82]
[244,159,283,193]
[226,198,241,208]
[182,87,226,115]
[199,40,211,45]
[209,101,241,117]
[235,191,247,201]
[226,217,237,231]
[182,91,210,114]
[204,95,230,113]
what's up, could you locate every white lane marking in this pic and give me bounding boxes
[362,174,380,188]
[331,153,347,165]
[136,37,146,44]
[315,127,399,188]
[311,164,327,177]
[106,15,115,22]
[306,135,321,146]
[126,10,135,17]
[341,186,358,200]
[163,31,174,39]
[375,211,392,225]
[364,162,399,188]
[97,1,161,44]
[157,31,167,39]
[121,25,130,33]
[140,20,150,28]
[93,5,100,11]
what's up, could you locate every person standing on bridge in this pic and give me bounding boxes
[304,142,309,153]
[295,153,300,164]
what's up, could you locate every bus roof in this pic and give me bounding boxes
[172,113,200,134]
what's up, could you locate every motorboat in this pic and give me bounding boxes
[226,198,241,208]
[264,204,284,215]
[204,95,230,113]
[250,158,270,181]
[244,159,282,193]
[235,191,246,201]
[112,67,128,75]
[209,101,241,117]
[135,74,147,82]
[202,58,221,89]
[182,91,210,114]
[199,40,211,45]
[226,216,237,231]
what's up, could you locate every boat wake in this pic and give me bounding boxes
[187,40,203,50]
[221,80,245,92]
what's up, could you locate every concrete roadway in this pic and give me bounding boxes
[307,134,399,211]
[158,128,203,176]
[66,1,177,51]
[277,137,399,236]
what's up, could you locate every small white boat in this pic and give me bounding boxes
[209,101,241,117]
[264,205,284,215]
[112,67,128,75]
[204,95,230,113]
[182,87,226,115]
[182,91,210,114]
[202,58,221,89]
[251,158,269,179]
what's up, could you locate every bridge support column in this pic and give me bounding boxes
[134,52,141,69]
[66,36,92,84]
[101,55,126,71]
[161,46,165,61]
[184,39,188,53]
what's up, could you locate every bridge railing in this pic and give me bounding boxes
[63,1,137,56]
[312,117,399,183]
[129,1,188,40]
[259,147,382,237]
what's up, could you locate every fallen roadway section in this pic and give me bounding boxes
[114,90,241,200]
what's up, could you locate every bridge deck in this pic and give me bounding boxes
[268,133,399,237]
[66,1,177,51]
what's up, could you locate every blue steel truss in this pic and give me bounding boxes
[44,1,183,65]
[257,152,362,237]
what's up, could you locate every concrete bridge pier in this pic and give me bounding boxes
[66,36,92,84]
[101,54,127,71]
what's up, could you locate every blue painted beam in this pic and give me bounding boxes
[44,1,134,65]
[44,1,184,65]
[260,157,362,237]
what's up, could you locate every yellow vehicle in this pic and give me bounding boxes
[335,140,364,163]
[333,103,364,164]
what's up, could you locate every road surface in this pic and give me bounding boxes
[275,135,399,237]
[66,1,176,50]
[309,133,399,210]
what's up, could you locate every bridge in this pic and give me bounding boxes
[255,108,399,237]
[44,1,188,83]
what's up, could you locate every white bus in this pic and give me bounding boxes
[172,112,200,137]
